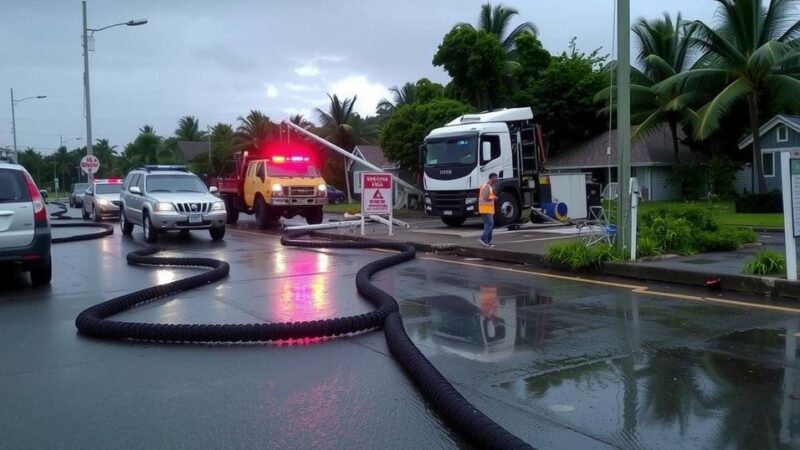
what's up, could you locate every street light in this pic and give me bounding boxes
[82,0,146,181]
[9,89,46,162]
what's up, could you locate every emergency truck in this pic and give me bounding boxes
[216,144,328,228]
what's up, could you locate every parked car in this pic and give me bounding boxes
[119,165,226,243]
[82,179,123,221]
[0,161,52,286]
[69,183,89,208]
[326,186,346,204]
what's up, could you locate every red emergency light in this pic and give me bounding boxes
[94,178,122,183]
[271,155,310,163]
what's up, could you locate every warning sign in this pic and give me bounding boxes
[361,172,392,215]
[80,155,100,175]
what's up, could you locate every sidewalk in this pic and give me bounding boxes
[316,216,800,300]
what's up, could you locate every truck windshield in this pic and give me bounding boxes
[146,175,207,193]
[425,136,477,166]
[267,163,320,177]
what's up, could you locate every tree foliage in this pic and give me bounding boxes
[175,115,207,142]
[380,99,473,172]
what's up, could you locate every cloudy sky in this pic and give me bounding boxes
[1,0,718,155]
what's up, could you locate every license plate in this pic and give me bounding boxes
[188,214,203,224]
[443,210,453,216]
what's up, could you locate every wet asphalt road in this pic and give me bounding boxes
[3,211,800,449]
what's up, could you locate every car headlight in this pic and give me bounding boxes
[318,184,327,192]
[98,199,110,206]
[154,202,175,211]
[271,183,283,196]
[465,197,477,205]
[211,201,225,211]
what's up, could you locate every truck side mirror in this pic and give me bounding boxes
[482,141,492,163]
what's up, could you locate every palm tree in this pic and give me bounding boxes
[377,82,418,115]
[288,114,313,130]
[124,125,163,165]
[315,94,377,202]
[656,0,800,193]
[92,138,118,177]
[234,110,276,153]
[174,116,207,142]
[458,3,537,57]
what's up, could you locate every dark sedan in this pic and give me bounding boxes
[69,183,89,207]
[326,186,346,204]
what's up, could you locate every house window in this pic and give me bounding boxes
[763,152,775,177]
[777,126,789,143]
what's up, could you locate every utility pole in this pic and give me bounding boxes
[10,88,17,161]
[616,0,632,258]
[82,0,94,182]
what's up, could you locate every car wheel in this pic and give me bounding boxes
[92,206,101,222]
[209,226,225,241]
[143,212,158,243]
[29,256,52,286]
[82,205,90,220]
[254,197,270,230]
[69,199,74,208]
[120,210,134,236]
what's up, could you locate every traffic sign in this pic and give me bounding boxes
[80,155,100,175]
[361,172,392,215]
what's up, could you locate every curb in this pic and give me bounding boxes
[313,230,800,301]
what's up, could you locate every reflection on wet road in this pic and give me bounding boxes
[3,215,800,449]
[398,260,800,449]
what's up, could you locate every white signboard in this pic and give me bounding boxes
[80,155,100,175]
[791,158,800,238]
[361,172,392,215]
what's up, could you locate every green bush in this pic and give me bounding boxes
[639,215,696,255]
[734,190,783,213]
[743,250,786,275]
[696,228,742,252]
[545,242,620,271]
[637,236,662,258]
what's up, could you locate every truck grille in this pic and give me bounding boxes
[175,202,210,213]
[287,186,316,197]
[427,190,470,208]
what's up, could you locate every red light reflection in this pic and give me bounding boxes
[269,250,335,323]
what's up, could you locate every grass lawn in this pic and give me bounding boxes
[632,200,784,229]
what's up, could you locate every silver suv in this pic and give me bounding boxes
[119,166,226,243]
[0,161,52,285]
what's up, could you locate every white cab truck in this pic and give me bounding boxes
[421,107,545,227]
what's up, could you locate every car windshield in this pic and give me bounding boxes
[95,184,122,194]
[266,163,320,177]
[425,136,477,166]
[73,183,88,193]
[146,175,207,193]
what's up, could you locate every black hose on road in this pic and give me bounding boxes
[70,224,533,449]
[48,201,114,243]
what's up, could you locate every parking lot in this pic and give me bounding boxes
[3,208,800,449]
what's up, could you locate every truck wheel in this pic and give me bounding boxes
[224,197,239,224]
[495,192,520,226]
[441,216,466,227]
[254,197,270,230]
[305,207,324,225]
[209,226,226,241]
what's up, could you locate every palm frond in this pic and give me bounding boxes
[694,78,752,139]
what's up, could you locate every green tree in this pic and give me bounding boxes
[91,138,119,177]
[379,99,473,172]
[457,2,538,57]
[520,39,608,152]
[191,123,236,177]
[123,125,165,166]
[174,116,207,142]
[288,114,313,130]
[17,148,45,184]
[234,110,277,153]
[433,27,508,110]
[658,0,800,193]
[377,82,418,116]
[513,33,551,83]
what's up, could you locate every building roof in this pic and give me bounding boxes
[177,141,209,162]
[738,115,800,148]
[545,126,693,169]
[349,145,399,170]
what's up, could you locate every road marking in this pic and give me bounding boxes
[421,256,800,314]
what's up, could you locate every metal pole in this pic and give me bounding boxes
[10,88,17,162]
[781,151,797,281]
[82,0,94,182]
[616,0,632,256]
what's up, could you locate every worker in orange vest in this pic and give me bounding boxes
[479,173,498,247]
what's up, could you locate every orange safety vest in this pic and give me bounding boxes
[478,183,496,215]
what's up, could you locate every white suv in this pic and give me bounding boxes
[119,166,226,243]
